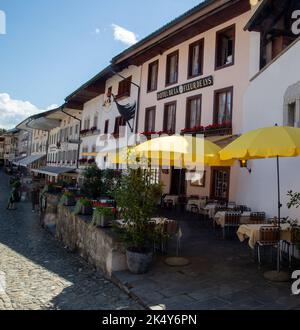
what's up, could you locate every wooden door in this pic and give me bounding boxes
[210,167,230,201]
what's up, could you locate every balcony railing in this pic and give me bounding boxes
[80,128,101,137]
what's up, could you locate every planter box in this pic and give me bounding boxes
[92,211,114,228]
[81,205,93,215]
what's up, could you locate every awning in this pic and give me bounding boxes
[17,154,46,167]
[31,166,76,177]
[12,156,27,165]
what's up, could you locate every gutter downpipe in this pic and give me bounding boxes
[61,104,82,170]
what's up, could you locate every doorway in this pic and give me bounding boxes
[170,167,186,195]
[210,167,230,201]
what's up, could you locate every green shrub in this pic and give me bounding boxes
[113,168,162,252]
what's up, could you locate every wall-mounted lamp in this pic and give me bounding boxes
[239,160,252,174]
[249,0,259,6]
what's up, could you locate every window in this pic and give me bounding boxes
[75,124,79,135]
[215,25,235,69]
[163,102,176,133]
[107,86,112,97]
[288,103,296,127]
[84,117,90,130]
[214,87,233,125]
[144,107,156,132]
[166,51,179,86]
[147,60,159,92]
[188,39,204,78]
[117,76,132,98]
[104,120,109,134]
[93,114,98,129]
[69,126,73,136]
[114,116,126,135]
[186,95,202,129]
[65,127,68,141]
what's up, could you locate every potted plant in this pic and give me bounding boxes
[113,168,162,274]
[91,206,116,228]
[74,198,93,216]
[59,191,76,207]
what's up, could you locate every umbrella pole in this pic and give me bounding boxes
[276,156,281,272]
[264,156,290,282]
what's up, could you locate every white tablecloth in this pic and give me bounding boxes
[163,195,179,205]
[214,212,251,227]
[237,224,292,249]
[186,199,207,212]
[204,204,219,219]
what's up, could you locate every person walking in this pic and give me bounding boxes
[6,187,17,210]
[31,187,40,213]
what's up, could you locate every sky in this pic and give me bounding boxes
[0,0,201,129]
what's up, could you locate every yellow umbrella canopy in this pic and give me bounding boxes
[219,125,300,273]
[135,135,233,167]
[220,126,300,161]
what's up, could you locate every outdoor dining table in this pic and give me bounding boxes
[237,223,292,249]
[214,211,251,227]
[204,204,219,219]
[186,199,207,212]
[164,195,179,206]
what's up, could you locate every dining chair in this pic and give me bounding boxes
[223,212,241,239]
[283,227,299,269]
[256,226,280,267]
[250,212,266,224]
[235,205,251,213]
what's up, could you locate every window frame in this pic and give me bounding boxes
[117,76,132,99]
[163,101,177,133]
[147,60,159,93]
[185,94,202,129]
[215,24,236,71]
[213,86,234,125]
[114,116,126,136]
[187,39,204,79]
[144,106,156,132]
[104,120,109,134]
[165,50,179,87]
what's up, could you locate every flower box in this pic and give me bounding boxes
[157,130,174,136]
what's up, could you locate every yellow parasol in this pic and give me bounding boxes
[134,135,234,168]
[220,125,300,274]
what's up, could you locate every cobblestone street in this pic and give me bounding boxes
[0,170,142,310]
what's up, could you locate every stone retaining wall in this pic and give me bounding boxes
[41,193,127,277]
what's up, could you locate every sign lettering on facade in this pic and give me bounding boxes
[157,76,214,101]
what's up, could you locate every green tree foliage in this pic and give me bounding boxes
[82,164,103,199]
[113,168,162,252]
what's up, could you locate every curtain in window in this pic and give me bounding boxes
[149,62,158,91]
[189,98,201,128]
[93,115,98,128]
[165,104,176,132]
[217,91,232,124]
[168,55,178,84]
[191,45,200,76]
[146,108,156,132]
